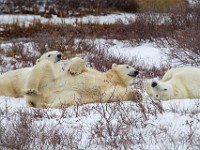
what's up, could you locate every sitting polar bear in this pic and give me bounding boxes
[0,50,62,98]
[24,57,142,108]
[150,67,200,100]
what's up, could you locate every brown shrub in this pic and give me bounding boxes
[162,28,200,66]
[157,3,200,66]
[136,0,184,12]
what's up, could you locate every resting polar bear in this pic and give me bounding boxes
[24,58,142,108]
[151,67,200,100]
[0,51,62,98]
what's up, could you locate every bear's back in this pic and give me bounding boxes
[162,67,200,81]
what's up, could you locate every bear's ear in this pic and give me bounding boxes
[112,63,117,68]
[36,59,40,64]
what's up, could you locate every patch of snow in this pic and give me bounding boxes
[94,39,170,68]
[0,13,136,26]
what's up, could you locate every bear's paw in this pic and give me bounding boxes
[127,89,143,102]
[24,89,41,95]
[136,90,143,102]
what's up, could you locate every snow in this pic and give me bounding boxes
[0,14,199,149]
[107,41,166,67]
[187,0,199,5]
[0,13,135,26]
[1,39,170,69]
[0,96,199,149]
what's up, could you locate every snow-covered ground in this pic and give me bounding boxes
[1,39,170,68]
[0,13,135,26]
[0,14,199,149]
[95,39,168,68]
[0,95,199,149]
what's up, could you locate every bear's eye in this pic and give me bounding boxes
[164,89,167,91]
[126,66,129,69]
[48,54,51,57]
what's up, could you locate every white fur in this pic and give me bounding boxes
[151,67,200,100]
[0,51,62,97]
[24,58,142,108]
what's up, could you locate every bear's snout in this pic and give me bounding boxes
[57,54,62,60]
[134,71,139,76]
[151,81,157,87]
[128,70,139,77]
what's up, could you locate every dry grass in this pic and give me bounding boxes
[156,2,200,66]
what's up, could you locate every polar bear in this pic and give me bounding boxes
[150,67,200,100]
[24,57,142,108]
[0,50,62,98]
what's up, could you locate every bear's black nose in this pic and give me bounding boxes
[57,54,62,59]
[128,70,139,77]
[151,81,157,87]
[134,71,139,76]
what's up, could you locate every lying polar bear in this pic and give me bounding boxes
[24,57,142,108]
[0,50,62,98]
[150,67,200,100]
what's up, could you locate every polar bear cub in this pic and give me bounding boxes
[150,67,200,100]
[24,57,142,108]
[0,50,62,98]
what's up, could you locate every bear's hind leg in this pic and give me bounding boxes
[103,86,142,102]
[66,57,87,75]
[24,89,41,95]
[49,91,81,108]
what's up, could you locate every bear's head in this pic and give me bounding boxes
[36,51,62,64]
[111,63,139,87]
[151,81,172,100]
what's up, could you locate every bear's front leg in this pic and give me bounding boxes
[25,60,55,96]
[25,94,46,108]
